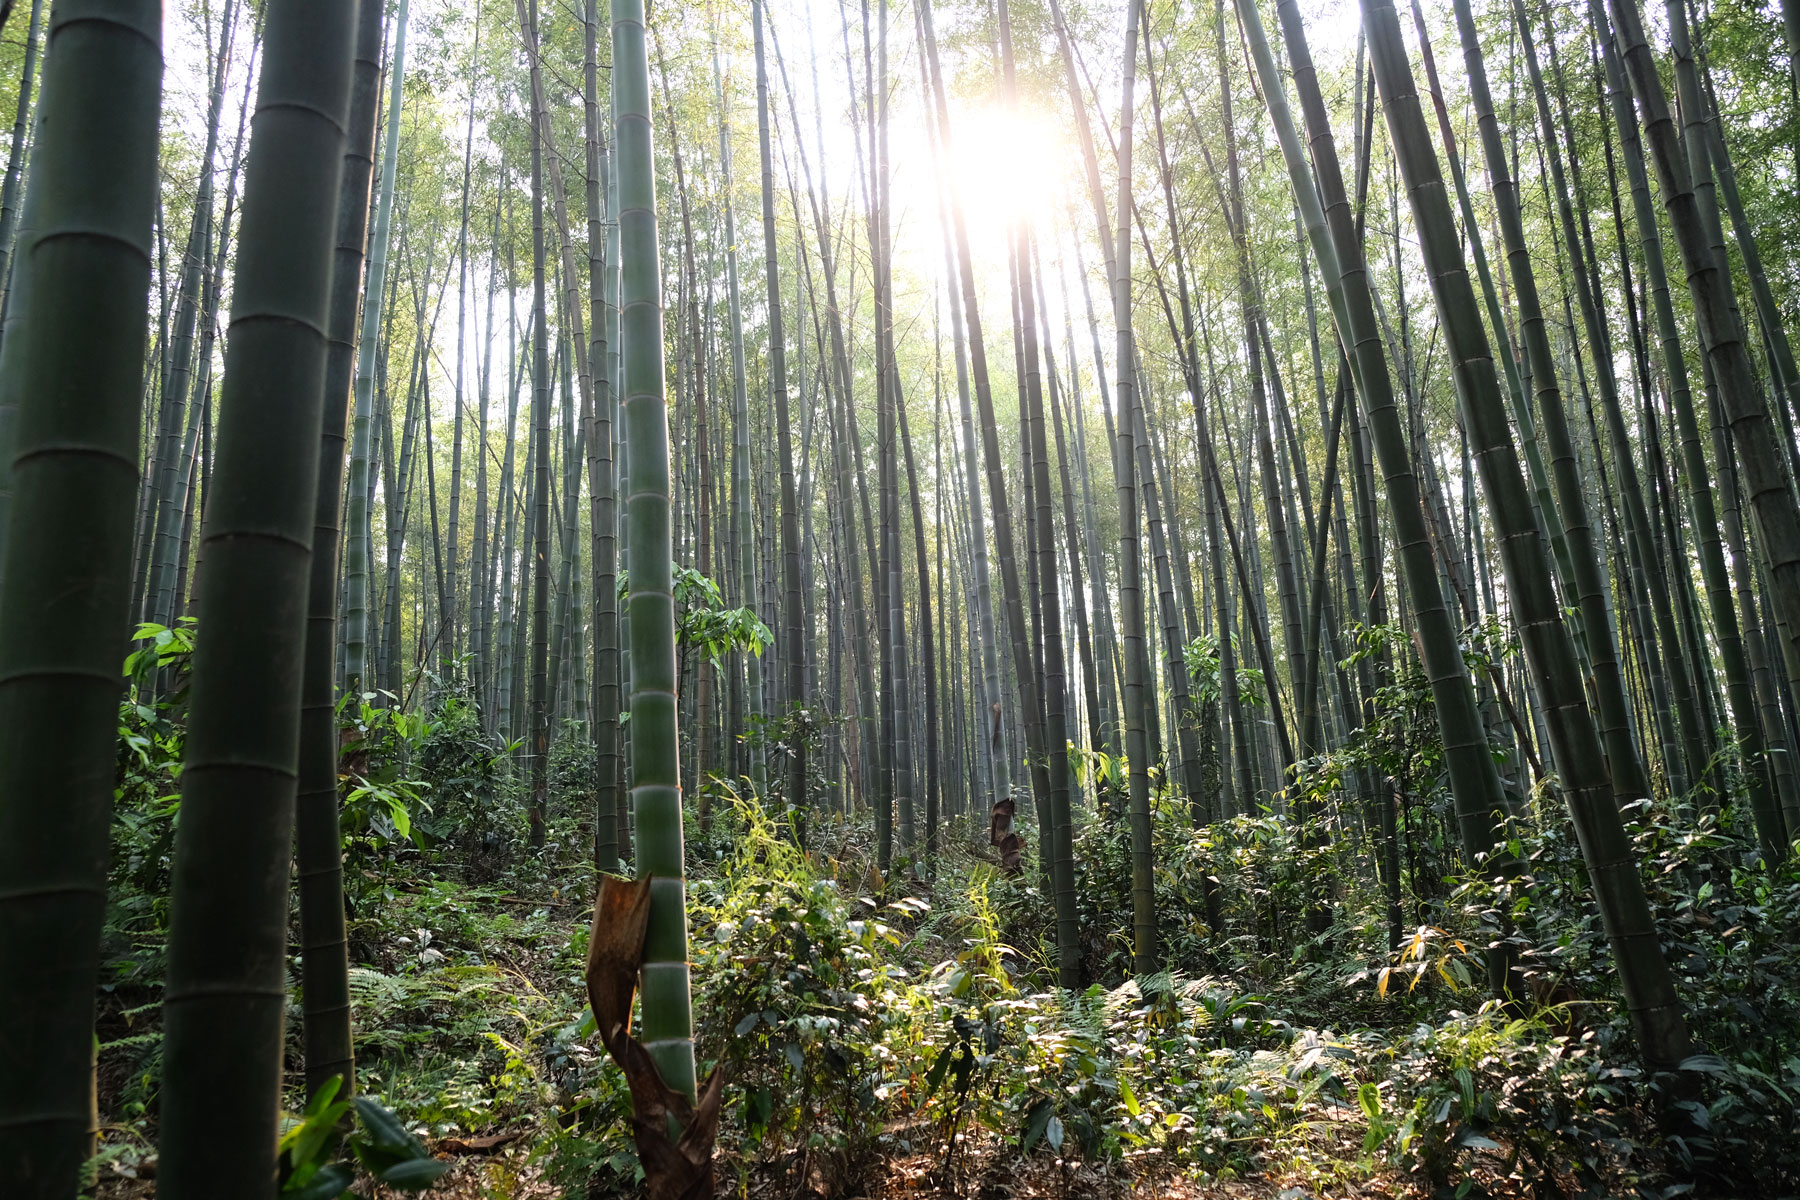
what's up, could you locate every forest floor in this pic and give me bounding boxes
[93,881,1436,1199]
[88,790,1800,1199]
[88,853,1525,1199]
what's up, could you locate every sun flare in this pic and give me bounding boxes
[940,101,1070,231]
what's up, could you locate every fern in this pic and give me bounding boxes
[346,966,414,1019]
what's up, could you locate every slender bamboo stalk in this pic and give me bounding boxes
[525,0,551,850]
[446,11,480,674]
[1607,0,1800,724]
[345,0,410,693]
[1450,0,1651,804]
[0,0,44,335]
[0,3,161,1191]
[594,19,622,869]
[145,4,237,632]
[297,0,381,1105]
[1110,0,1158,974]
[1253,0,1514,982]
[714,35,764,796]
[1587,0,1780,848]
[917,0,1049,867]
[1359,0,1691,1068]
[1514,0,1706,799]
[160,1,356,1190]
[916,0,1009,816]
[753,0,807,819]
[653,32,715,821]
[616,0,696,1101]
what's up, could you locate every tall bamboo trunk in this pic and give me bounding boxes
[525,0,552,850]
[1449,0,1651,804]
[446,12,479,674]
[595,29,623,868]
[1359,0,1691,1069]
[0,0,44,340]
[0,1,162,1191]
[615,0,697,1101]
[345,0,410,693]
[1586,0,1783,848]
[470,189,499,723]
[753,0,807,821]
[770,16,884,824]
[296,0,382,1106]
[1607,0,1800,741]
[160,2,356,1190]
[1107,0,1158,974]
[918,0,1051,871]
[584,0,614,866]
[1514,0,1707,799]
[714,39,764,796]
[653,35,714,824]
[142,6,236,630]
[915,0,1008,815]
[996,0,1078,979]
[1254,0,1514,984]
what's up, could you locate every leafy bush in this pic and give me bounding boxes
[413,685,516,870]
[689,796,918,1191]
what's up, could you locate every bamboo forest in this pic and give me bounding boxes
[10,0,1800,1194]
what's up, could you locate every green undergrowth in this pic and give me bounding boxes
[92,640,1800,1198]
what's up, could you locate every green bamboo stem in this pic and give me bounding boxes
[917,0,1048,869]
[753,0,808,817]
[159,0,356,1191]
[344,0,410,694]
[714,37,764,798]
[297,0,382,1106]
[1252,0,1510,883]
[525,0,552,850]
[1513,0,1707,800]
[0,3,161,1192]
[1360,0,1691,1069]
[1606,0,1800,739]
[615,0,696,1102]
[0,0,44,341]
[918,0,1009,815]
[587,0,620,873]
[1587,0,1782,850]
[1450,0,1652,804]
[1110,0,1158,974]
[146,5,236,632]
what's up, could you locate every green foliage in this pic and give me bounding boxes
[1184,632,1266,708]
[90,622,1800,1198]
[338,691,434,854]
[1448,796,1800,1191]
[337,682,520,882]
[689,796,915,1181]
[1370,1003,1664,1195]
[277,1076,452,1197]
[122,618,198,691]
[1037,801,1344,985]
[1068,742,1126,799]
[619,564,772,676]
[411,686,517,868]
[1330,621,1452,797]
[112,621,198,908]
[740,704,840,814]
